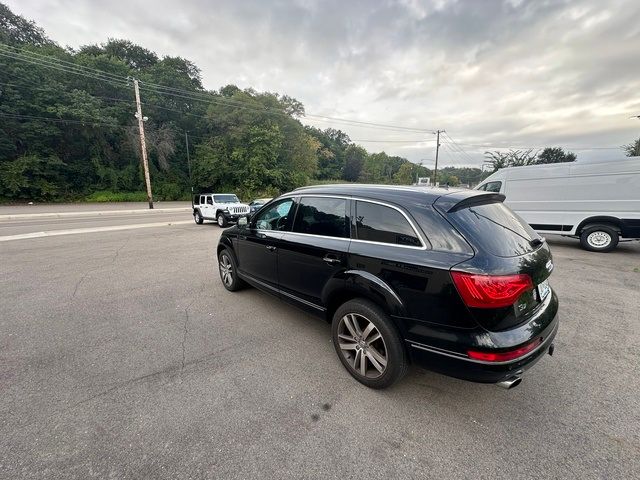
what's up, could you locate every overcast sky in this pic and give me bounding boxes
[7,0,640,166]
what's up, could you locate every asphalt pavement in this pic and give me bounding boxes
[1,207,639,479]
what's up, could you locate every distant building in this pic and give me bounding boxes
[413,177,431,187]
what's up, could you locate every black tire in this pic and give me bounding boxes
[579,224,619,252]
[217,213,228,228]
[331,298,408,389]
[217,249,246,291]
[194,210,204,224]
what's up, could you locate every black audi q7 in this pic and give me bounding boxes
[216,185,559,389]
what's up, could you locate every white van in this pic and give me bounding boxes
[476,158,640,252]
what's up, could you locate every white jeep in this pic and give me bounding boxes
[192,193,250,227]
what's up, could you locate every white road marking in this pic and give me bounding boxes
[0,207,190,221]
[0,220,194,242]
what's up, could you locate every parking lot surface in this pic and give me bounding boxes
[1,215,639,479]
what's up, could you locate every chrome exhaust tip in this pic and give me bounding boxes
[496,375,522,389]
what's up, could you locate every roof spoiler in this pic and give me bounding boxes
[446,193,506,213]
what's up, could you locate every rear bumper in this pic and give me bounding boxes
[406,291,559,384]
[408,320,558,383]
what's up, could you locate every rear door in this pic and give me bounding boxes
[277,196,350,309]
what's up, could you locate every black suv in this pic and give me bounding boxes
[217,185,559,389]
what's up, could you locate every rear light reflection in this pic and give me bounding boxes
[451,271,533,309]
[467,338,543,362]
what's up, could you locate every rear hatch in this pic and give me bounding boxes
[434,192,554,331]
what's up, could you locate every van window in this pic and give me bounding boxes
[355,201,421,247]
[292,197,348,238]
[447,201,540,257]
[484,181,502,193]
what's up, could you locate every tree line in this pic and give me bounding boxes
[1,4,637,202]
[0,4,491,202]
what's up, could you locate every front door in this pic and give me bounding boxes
[236,197,296,291]
[203,195,214,219]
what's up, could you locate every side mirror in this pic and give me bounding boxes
[238,217,248,228]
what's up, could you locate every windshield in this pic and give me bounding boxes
[447,201,541,257]
[214,195,240,204]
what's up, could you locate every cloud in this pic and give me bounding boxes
[6,0,640,165]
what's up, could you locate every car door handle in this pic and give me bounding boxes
[266,245,276,252]
[323,255,341,265]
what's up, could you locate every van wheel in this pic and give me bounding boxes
[580,225,619,252]
[331,299,408,389]
[217,213,228,228]
[194,210,203,224]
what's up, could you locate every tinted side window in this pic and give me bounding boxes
[206,196,213,205]
[292,197,348,238]
[254,198,294,231]
[355,201,421,247]
[485,181,502,193]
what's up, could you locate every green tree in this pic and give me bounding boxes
[536,147,577,164]
[0,154,67,199]
[393,162,414,185]
[343,145,367,181]
[623,138,640,157]
[484,149,537,171]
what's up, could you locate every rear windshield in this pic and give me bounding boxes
[447,201,540,257]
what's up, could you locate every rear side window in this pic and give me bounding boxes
[447,201,540,257]
[355,201,421,247]
[292,197,348,238]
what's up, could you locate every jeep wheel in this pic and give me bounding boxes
[194,210,203,224]
[331,299,408,389]
[217,213,227,228]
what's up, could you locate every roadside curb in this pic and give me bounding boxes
[0,207,191,220]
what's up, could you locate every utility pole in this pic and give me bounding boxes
[133,79,153,209]
[432,130,443,186]
[185,131,193,194]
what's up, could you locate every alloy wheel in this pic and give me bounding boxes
[219,254,233,287]
[337,313,388,378]
[218,215,224,227]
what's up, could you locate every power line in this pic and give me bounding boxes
[0,111,129,129]
[1,45,441,134]
[0,44,128,83]
[441,140,623,151]
[138,80,438,133]
[349,138,436,143]
[441,132,478,164]
[0,52,129,90]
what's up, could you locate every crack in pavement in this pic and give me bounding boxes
[179,284,208,373]
[70,236,131,298]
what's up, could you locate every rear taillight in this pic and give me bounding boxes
[467,337,543,362]
[451,271,533,309]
